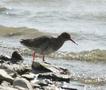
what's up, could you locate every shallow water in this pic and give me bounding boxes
[0,0,106,89]
[23,57,106,90]
[47,58,106,90]
[0,0,106,52]
[0,38,106,90]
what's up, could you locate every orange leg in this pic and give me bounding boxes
[32,51,35,62]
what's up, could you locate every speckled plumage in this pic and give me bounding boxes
[20,32,77,62]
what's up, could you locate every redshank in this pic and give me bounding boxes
[20,32,78,62]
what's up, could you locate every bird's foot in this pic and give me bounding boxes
[43,61,51,64]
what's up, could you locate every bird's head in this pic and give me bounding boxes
[60,32,78,45]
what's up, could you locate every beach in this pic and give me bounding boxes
[0,0,106,90]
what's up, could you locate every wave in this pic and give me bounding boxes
[48,49,106,61]
[0,25,46,38]
[29,10,106,23]
[1,45,105,62]
[0,6,8,12]
[70,72,106,85]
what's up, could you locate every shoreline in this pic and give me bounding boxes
[0,50,106,90]
[0,44,106,62]
[0,42,106,90]
[0,51,80,90]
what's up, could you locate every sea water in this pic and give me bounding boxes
[0,0,106,89]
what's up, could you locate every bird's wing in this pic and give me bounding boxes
[20,36,52,48]
[32,36,52,48]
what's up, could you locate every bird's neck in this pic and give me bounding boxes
[50,36,65,51]
[57,35,66,42]
[56,36,66,46]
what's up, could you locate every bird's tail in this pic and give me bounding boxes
[20,39,31,46]
[20,39,25,45]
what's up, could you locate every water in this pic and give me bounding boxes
[47,58,106,89]
[0,0,106,89]
[0,0,106,52]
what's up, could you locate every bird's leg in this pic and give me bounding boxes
[42,55,50,64]
[42,54,45,62]
[41,52,45,62]
[32,51,35,62]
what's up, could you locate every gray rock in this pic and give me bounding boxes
[0,51,23,64]
[61,86,78,90]
[37,79,51,86]
[1,81,10,87]
[22,73,35,80]
[0,63,31,75]
[0,69,13,84]
[61,82,78,90]
[38,72,70,82]
[32,62,70,82]
[43,85,60,90]
[13,77,33,90]
[11,51,23,63]
[0,86,18,90]
[32,62,51,73]
[32,61,70,75]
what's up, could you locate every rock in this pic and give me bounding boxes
[0,51,23,64]
[32,62,51,73]
[22,73,36,80]
[37,79,52,86]
[0,55,10,61]
[32,62,70,82]
[43,84,60,90]
[61,87,77,90]
[0,55,10,65]
[32,61,70,75]
[61,82,78,90]
[13,77,33,90]
[13,64,31,75]
[0,69,13,84]
[0,63,31,75]
[31,83,41,89]
[0,86,18,90]
[1,81,11,86]
[37,80,48,86]
[61,85,78,90]
[11,51,23,63]
[38,72,70,82]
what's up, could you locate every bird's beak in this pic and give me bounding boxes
[70,38,78,45]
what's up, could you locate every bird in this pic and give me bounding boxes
[20,32,78,62]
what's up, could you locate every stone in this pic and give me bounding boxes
[32,62,51,73]
[1,81,10,86]
[0,63,31,75]
[0,69,13,84]
[37,79,51,86]
[38,73,70,82]
[43,84,60,90]
[32,61,70,75]
[22,73,36,80]
[11,51,23,63]
[32,62,70,82]
[0,86,18,90]
[61,82,78,90]
[0,55,10,61]
[13,77,33,90]
[0,51,23,64]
